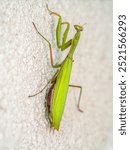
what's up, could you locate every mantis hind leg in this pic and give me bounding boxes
[69,84,83,112]
[28,70,59,98]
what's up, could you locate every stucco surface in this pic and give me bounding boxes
[0,0,112,150]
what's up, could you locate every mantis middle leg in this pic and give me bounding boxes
[69,84,83,112]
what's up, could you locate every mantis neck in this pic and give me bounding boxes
[68,31,81,59]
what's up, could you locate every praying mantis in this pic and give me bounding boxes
[29,5,84,130]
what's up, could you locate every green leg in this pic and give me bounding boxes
[69,84,83,112]
[46,5,73,51]
[28,70,59,98]
[32,22,61,68]
[60,22,72,51]
[46,4,62,48]
[61,22,70,46]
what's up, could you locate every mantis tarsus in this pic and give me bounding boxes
[29,5,84,130]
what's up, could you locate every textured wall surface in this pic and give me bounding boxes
[0,0,112,150]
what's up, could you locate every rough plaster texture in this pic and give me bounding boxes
[0,0,112,150]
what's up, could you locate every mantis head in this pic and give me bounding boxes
[74,25,83,32]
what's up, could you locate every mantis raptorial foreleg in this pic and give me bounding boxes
[46,5,73,51]
[69,84,83,112]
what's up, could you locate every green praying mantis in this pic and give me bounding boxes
[29,5,84,130]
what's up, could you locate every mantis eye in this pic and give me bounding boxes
[74,25,83,31]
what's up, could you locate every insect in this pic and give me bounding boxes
[29,5,84,130]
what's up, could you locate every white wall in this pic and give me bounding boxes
[0,0,112,149]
